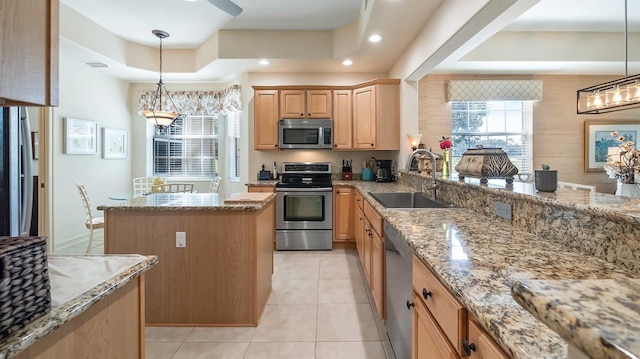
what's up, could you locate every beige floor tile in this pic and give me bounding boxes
[252,304,318,342]
[317,304,381,341]
[185,327,255,342]
[318,279,369,304]
[244,342,316,359]
[171,342,248,359]
[269,278,319,304]
[273,255,285,274]
[146,326,195,341]
[145,341,182,359]
[315,341,387,359]
[319,256,362,279]
[275,256,321,280]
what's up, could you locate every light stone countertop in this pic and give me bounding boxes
[0,254,158,359]
[97,192,275,211]
[337,179,638,359]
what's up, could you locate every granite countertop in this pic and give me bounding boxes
[97,192,275,211]
[0,254,158,359]
[512,279,640,359]
[245,180,279,186]
[340,180,638,359]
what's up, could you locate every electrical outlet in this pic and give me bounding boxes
[495,201,512,220]
[176,232,186,247]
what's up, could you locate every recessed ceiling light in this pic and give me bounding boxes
[368,34,382,43]
[259,59,270,65]
[84,61,108,68]
[342,59,353,66]
[184,0,197,2]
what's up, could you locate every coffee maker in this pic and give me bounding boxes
[375,160,394,182]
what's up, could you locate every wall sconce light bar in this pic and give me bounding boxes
[577,74,640,114]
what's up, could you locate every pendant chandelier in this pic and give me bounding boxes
[143,30,184,129]
[577,0,640,114]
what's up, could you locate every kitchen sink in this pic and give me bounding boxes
[368,192,458,209]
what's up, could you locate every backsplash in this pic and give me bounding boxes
[399,171,640,273]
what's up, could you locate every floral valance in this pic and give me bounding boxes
[138,84,242,117]
[447,80,543,102]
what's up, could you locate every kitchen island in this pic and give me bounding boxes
[0,254,156,359]
[97,192,275,326]
[332,174,639,359]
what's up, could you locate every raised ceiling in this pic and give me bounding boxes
[59,0,640,82]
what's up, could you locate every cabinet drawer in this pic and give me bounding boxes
[467,318,509,359]
[413,255,466,357]
[364,200,382,236]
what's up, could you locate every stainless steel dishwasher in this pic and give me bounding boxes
[384,221,413,359]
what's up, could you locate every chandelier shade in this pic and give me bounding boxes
[577,0,639,114]
[143,30,183,130]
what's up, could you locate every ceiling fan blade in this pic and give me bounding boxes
[207,0,243,16]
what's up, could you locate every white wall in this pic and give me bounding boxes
[51,41,131,249]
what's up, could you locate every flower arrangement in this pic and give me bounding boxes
[439,136,452,150]
[603,131,640,184]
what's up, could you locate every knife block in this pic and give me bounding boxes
[341,166,352,180]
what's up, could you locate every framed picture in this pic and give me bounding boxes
[102,128,128,159]
[31,132,39,160]
[584,120,640,172]
[64,118,98,154]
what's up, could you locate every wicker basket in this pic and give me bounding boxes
[0,236,51,339]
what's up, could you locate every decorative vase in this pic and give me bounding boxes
[534,170,557,192]
[615,181,640,198]
[441,149,450,177]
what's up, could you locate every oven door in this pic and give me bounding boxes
[275,188,333,230]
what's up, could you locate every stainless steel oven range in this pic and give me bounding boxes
[275,162,333,250]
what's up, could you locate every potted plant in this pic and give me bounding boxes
[535,164,557,192]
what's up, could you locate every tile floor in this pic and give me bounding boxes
[145,250,390,359]
[54,238,391,358]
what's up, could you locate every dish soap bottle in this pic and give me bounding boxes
[272,161,278,180]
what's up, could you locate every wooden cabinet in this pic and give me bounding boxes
[254,90,280,150]
[280,89,332,118]
[413,255,467,358]
[333,186,354,242]
[413,292,459,359]
[370,224,384,319]
[248,185,275,193]
[355,203,365,264]
[465,317,509,359]
[332,90,352,149]
[0,0,59,106]
[352,82,400,150]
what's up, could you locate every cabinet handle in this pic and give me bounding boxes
[370,143,374,147]
[274,144,278,147]
[406,300,415,310]
[422,288,432,299]
[335,144,338,147]
[462,339,476,356]
[300,113,304,116]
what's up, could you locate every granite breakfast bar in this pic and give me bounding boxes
[0,254,157,359]
[97,192,275,327]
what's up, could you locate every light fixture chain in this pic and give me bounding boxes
[624,0,628,77]
[159,36,164,84]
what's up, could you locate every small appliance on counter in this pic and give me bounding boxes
[341,159,352,180]
[375,159,394,182]
[257,164,271,180]
[362,158,376,181]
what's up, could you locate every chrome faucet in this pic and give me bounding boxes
[405,148,439,200]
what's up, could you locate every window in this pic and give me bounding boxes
[226,111,240,181]
[451,101,533,173]
[153,114,218,178]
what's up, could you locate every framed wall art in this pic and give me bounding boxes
[102,127,128,159]
[584,120,640,172]
[64,117,98,155]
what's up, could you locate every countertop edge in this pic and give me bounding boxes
[0,255,158,359]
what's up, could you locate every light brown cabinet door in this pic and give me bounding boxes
[333,186,354,242]
[0,0,59,106]
[467,319,509,359]
[363,219,372,282]
[413,293,460,359]
[353,85,377,149]
[333,89,352,149]
[371,228,384,319]
[355,203,365,263]
[306,90,332,118]
[254,90,280,150]
[280,90,306,118]
[248,186,275,193]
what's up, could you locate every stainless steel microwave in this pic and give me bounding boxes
[278,119,332,149]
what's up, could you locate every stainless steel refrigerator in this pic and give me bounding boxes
[0,107,36,236]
